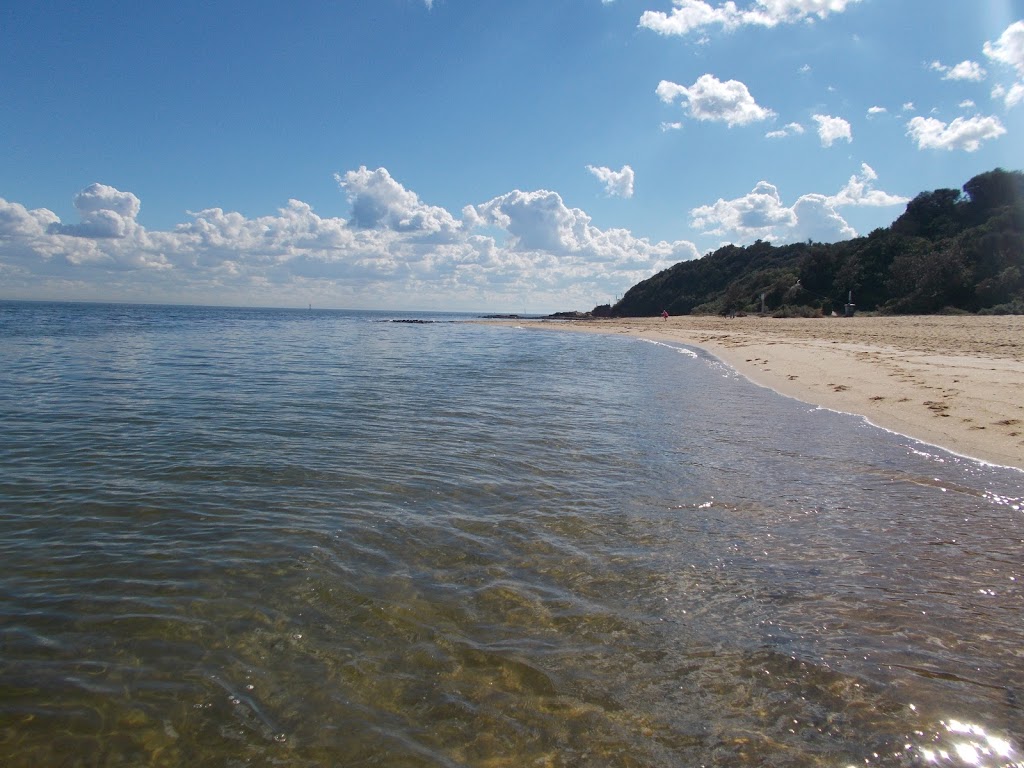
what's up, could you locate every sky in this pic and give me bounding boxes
[2,0,1023,313]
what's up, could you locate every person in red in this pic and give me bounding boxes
[661,309,669,320]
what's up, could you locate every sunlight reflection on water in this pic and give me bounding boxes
[915,719,1020,767]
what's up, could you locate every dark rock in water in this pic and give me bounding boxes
[481,314,522,319]
[544,311,593,320]
[388,319,435,324]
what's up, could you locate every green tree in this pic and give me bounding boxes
[885,241,972,313]
[603,168,1024,317]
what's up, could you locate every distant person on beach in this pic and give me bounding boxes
[661,309,669,320]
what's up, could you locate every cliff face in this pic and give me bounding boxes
[607,169,1024,317]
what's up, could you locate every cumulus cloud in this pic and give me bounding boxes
[984,20,1024,108]
[175,199,355,260]
[657,74,775,126]
[788,194,857,243]
[984,20,1024,76]
[689,164,904,245]
[905,114,1006,151]
[946,60,987,81]
[464,188,695,265]
[656,80,689,103]
[690,181,856,244]
[47,183,142,238]
[867,106,887,117]
[0,198,61,239]
[458,189,698,306]
[466,190,595,254]
[827,163,909,207]
[929,59,987,81]
[812,114,852,146]
[765,122,804,139]
[639,0,862,37]
[992,81,1024,108]
[586,164,636,198]
[0,172,702,312]
[690,181,798,238]
[335,166,461,239]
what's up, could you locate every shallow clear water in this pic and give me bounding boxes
[1,301,1022,767]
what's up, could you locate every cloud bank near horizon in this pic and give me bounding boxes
[1,169,697,311]
[0,164,912,310]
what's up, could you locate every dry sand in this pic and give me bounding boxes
[491,314,1024,471]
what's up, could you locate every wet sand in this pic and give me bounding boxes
[494,315,1024,471]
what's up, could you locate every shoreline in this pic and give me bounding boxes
[486,315,1024,472]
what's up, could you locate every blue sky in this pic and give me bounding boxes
[2,0,1023,312]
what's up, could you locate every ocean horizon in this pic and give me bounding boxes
[1,300,1021,767]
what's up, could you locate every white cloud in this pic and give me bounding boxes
[930,59,987,81]
[660,121,683,131]
[465,189,694,264]
[867,106,887,117]
[175,199,355,258]
[0,173,702,312]
[690,180,855,244]
[657,74,775,126]
[75,183,141,220]
[902,101,915,112]
[946,60,987,81]
[827,163,909,207]
[789,194,857,243]
[461,189,698,306]
[691,181,796,236]
[586,164,636,198]
[812,114,852,146]
[959,99,976,108]
[905,114,1006,152]
[48,183,142,239]
[984,20,1024,109]
[765,122,804,139]
[1005,82,1024,107]
[0,198,60,239]
[689,164,904,245]
[641,0,737,36]
[655,80,689,103]
[639,0,862,37]
[984,20,1024,76]
[991,81,1024,108]
[335,166,461,239]
[750,0,864,21]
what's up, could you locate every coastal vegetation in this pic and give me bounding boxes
[602,168,1024,318]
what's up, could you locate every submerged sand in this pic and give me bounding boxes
[492,315,1024,471]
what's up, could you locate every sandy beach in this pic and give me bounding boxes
[492,314,1024,472]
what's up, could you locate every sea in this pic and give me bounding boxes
[1,300,1022,768]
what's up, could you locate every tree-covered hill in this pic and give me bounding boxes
[604,168,1024,317]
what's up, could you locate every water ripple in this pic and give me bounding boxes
[1,303,1022,767]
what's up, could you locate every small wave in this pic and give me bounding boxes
[638,337,698,358]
